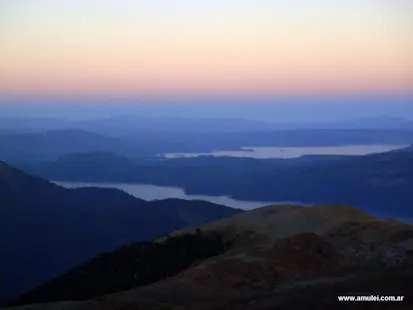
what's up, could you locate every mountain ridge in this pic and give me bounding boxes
[7,203,413,309]
[0,162,242,304]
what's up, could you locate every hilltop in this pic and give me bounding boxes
[8,204,413,309]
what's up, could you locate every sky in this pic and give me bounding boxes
[1,0,412,100]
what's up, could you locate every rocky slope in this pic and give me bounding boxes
[6,204,413,310]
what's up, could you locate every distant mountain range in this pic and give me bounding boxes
[329,116,413,130]
[0,162,242,304]
[0,129,125,161]
[1,115,413,134]
[1,126,412,163]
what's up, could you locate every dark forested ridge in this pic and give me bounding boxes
[10,230,229,306]
[0,162,242,305]
[16,146,413,218]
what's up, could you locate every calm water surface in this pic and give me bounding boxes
[55,182,305,210]
[164,144,408,159]
[55,182,413,223]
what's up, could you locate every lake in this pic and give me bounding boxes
[55,181,413,223]
[163,144,408,159]
[55,182,305,210]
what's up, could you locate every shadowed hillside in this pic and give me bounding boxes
[9,231,230,306]
[0,162,242,305]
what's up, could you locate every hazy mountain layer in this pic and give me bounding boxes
[17,146,413,218]
[1,127,412,163]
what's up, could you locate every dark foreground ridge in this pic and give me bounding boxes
[9,230,230,306]
[6,204,413,310]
